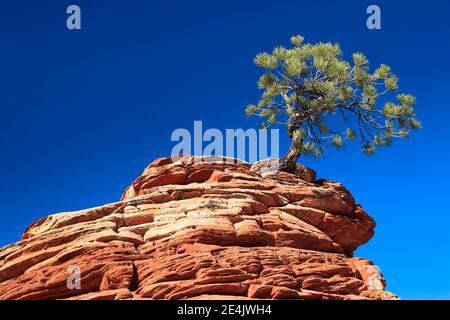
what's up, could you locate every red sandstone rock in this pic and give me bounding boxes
[0,156,398,300]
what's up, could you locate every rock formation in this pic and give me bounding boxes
[0,155,397,300]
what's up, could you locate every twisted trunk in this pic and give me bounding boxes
[279,125,303,173]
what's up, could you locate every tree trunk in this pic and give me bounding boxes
[278,129,303,173]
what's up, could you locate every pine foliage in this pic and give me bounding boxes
[246,35,421,157]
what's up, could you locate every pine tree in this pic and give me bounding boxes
[246,35,421,173]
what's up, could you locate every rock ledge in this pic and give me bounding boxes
[0,156,397,300]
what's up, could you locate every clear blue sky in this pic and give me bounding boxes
[0,0,449,299]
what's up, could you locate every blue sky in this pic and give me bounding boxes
[0,0,449,299]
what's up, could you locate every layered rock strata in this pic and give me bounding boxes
[0,156,397,300]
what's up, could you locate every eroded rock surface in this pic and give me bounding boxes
[0,156,397,300]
